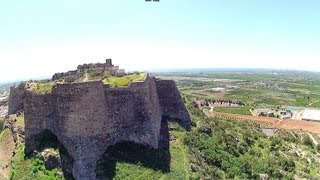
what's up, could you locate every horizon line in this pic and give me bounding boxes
[1,67,319,84]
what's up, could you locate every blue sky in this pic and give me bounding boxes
[0,0,320,82]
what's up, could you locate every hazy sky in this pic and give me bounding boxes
[1,0,320,82]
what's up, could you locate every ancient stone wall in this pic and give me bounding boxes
[52,59,125,80]
[23,77,168,179]
[156,79,191,129]
[8,69,192,179]
[103,77,162,148]
[8,84,25,114]
[24,92,55,153]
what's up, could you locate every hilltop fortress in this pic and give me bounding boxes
[8,59,191,179]
[52,58,126,82]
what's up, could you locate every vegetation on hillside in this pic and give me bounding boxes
[184,98,320,179]
[0,117,4,134]
[30,71,146,94]
[32,82,55,94]
[96,96,320,179]
[10,145,63,180]
[213,106,252,115]
[3,85,320,179]
[0,128,10,144]
[98,121,190,179]
[103,73,146,87]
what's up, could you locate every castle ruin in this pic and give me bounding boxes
[52,59,126,81]
[8,60,191,179]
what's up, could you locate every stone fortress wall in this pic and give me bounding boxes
[52,58,125,81]
[8,83,25,114]
[8,61,191,179]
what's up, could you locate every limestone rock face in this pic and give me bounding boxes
[10,75,190,179]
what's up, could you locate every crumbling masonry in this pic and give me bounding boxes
[8,60,191,179]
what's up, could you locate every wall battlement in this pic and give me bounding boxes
[9,74,191,179]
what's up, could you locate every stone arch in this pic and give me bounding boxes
[30,129,74,179]
[95,141,171,179]
[95,119,171,179]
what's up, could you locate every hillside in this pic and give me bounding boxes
[1,95,319,179]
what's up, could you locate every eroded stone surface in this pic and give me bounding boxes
[9,73,190,179]
[8,83,25,114]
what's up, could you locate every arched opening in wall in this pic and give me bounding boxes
[31,129,74,179]
[96,120,171,179]
[162,115,191,131]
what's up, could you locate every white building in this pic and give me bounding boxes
[302,110,320,122]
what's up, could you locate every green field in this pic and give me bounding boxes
[213,107,252,115]
[156,71,320,113]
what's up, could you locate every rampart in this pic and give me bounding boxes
[9,76,191,179]
[8,83,25,114]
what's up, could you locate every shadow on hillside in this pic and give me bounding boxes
[96,120,171,179]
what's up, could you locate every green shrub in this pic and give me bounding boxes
[33,82,54,94]
[103,73,146,87]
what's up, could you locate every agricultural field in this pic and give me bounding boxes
[155,71,320,115]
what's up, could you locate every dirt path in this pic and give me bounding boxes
[211,111,320,134]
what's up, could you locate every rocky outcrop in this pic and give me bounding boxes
[19,75,191,179]
[8,84,25,114]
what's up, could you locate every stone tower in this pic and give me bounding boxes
[105,59,113,67]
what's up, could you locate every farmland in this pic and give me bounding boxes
[155,71,320,115]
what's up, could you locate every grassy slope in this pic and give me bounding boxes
[0,114,63,180]
[104,122,190,179]
[184,99,320,179]
[213,107,252,115]
[32,82,55,94]
[10,145,62,180]
[100,96,320,179]
[103,73,146,87]
[0,117,4,134]
[0,128,14,179]
[31,72,146,94]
